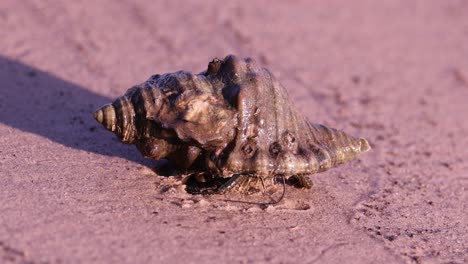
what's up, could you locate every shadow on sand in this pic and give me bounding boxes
[0,55,152,166]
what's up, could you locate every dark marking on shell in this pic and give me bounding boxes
[94,55,371,194]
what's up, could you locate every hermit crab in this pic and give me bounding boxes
[94,55,370,195]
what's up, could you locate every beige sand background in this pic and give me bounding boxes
[1,1,467,263]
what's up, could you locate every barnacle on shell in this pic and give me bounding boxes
[94,55,370,194]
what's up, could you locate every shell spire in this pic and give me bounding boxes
[94,96,136,143]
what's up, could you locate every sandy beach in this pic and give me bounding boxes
[1,1,467,263]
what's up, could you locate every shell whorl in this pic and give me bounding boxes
[94,96,136,143]
[207,55,371,177]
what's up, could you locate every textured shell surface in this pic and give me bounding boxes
[94,55,370,193]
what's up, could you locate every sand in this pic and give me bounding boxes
[1,1,467,263]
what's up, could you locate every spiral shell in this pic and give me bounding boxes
[94,55,370,194]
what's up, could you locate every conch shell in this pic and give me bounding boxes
[94,55,370,194]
